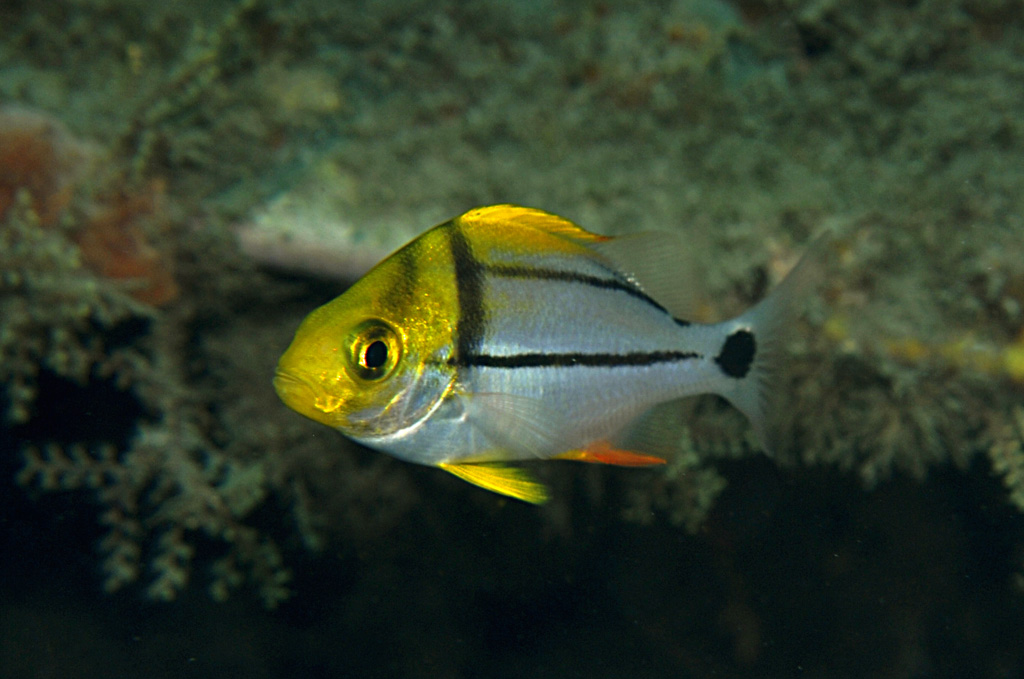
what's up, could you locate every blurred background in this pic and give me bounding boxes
[2,1,1024,677]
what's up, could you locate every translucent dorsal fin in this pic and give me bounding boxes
[457,205,607,244]
[459,205,709,321]
[590,231,710,322]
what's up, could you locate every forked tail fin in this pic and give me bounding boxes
[713,231,835,454]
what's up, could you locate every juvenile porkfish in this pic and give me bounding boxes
[274,205,822,504]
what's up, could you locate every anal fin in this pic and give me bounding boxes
[553,441,667,467]
[439,462,549,504]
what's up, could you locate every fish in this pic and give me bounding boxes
[274,205,823,504]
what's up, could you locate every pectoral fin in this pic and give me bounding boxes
[553,441,667,467]
[461,391,563,460]
[439,462,550,504]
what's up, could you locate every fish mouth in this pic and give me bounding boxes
[273,371,320,416]
[273,370,351,429]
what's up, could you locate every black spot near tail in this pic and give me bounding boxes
[715,329,756,379]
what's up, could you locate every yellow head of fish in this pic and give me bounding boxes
[274,225,459,440]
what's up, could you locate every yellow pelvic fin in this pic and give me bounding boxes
[439,462,549,504]
[553,441,667,467]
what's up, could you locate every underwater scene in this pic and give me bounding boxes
[2,0,1024,677]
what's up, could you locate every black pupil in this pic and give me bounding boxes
[363,340,388,369]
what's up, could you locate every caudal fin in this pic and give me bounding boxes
[714,231,834,454]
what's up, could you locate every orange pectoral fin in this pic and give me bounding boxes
[553,441,667,467]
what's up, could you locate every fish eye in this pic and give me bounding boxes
[362,340,388,369]
[348,321,401,381]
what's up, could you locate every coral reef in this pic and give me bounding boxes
[0,195,144,424]
[3,150,416,606]
[0,105,178,306]
[1,0,419,606]
[2,192,288,605]
[2,0,1024,624]
[0,106,97,227]
[988,406,1024,513]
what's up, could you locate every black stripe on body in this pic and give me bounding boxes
[487,263,690,327]
[447,223,487,361]
[461,350,701,369]
[386,237,420,303]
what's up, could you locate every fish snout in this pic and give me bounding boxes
[273,371,345,427]
[273,370,310,409]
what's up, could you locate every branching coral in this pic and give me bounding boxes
[3,194,289,604]
[985,406,1024,591]
[1,3,409,608]
[18,425,292,606]
[621,424,736,532]
[986,406,1024,515]
[0,104,178,308]
[0,106,97,227]
[0,197,146,423]
[4,162,425,607]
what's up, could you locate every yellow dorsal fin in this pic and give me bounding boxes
[553,441,667,467]
[457,205,607,244]
[439,462,549,504]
